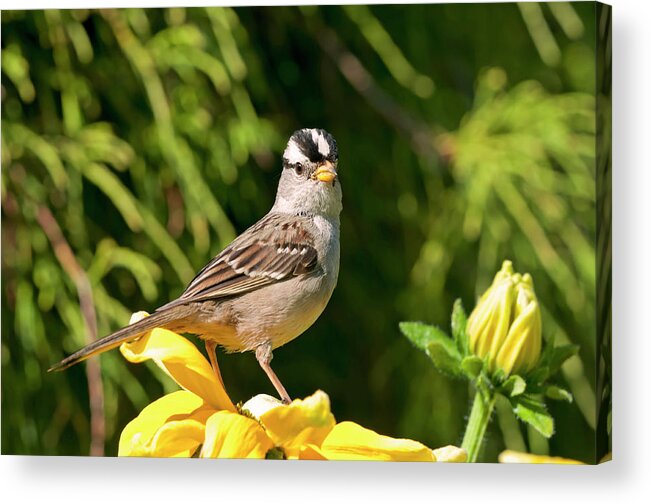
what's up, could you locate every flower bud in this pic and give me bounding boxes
[467,261,542,376]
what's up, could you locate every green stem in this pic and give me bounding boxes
[461,385,496,462]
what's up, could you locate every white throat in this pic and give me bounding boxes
[272,180,342,219]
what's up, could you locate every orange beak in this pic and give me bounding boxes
[313,161,337,183]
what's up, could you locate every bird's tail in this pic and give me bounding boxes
[48,308,182,372]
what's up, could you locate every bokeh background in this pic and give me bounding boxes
[1,2,610,462]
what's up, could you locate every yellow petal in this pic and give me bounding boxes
[468,280,514,362]
[466,287,496,349]
[119,390,209,457]
[120,315,234,412]
[432,445,467,462]
[143,415,209,457]
[259,390,336,458]
[498,450,584,464]
[201,411,273,459]
[319,421,436,461]
[496,300,542,375]
[486,280,516,363]
[298,443,328,460]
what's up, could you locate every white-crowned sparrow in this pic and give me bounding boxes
[50,128,342,404]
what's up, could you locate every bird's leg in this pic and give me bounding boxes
[205,340,226,389]
[255,342,291,404]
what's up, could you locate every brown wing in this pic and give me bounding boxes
[156,213,318,311]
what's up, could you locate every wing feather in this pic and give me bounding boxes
[156,213,318,311]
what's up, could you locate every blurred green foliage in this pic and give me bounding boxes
[2,3,603,461]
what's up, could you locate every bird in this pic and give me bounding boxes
[49,128,342,404]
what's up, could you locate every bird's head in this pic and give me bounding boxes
[273,128,342,218]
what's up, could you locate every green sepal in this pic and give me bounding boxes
[545,385,573,403]
[492,368,507,384]
[451,299,469,355]
[500,375,526,397]
[511,394,555,438]
[461,356,484,379]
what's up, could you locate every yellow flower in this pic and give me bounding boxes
[498,450,584,465]
[118,312,466,461]
[467,260,542,376]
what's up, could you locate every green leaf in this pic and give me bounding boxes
[461,356,484,379]
[426,341,463,377]
[451,299,469,355]
[536,335,555,366]
[545,385,573,403]
[512,395,555,438]
[547,344,580,376]
[527,366,549,385]
[399,321,452,353]
[501,375,527,397]
[530,343,579,384]
[400,321,463,376]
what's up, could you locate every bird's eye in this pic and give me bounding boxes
[294,163,304,175]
